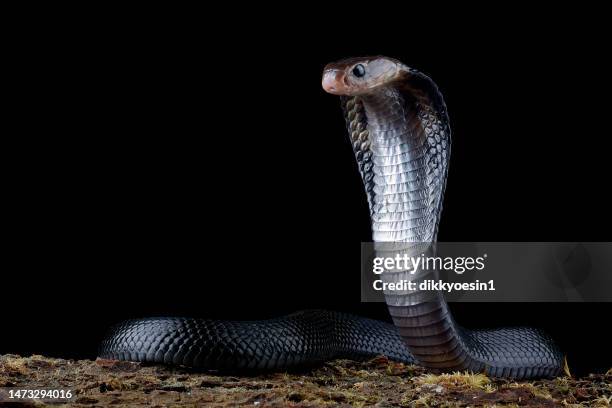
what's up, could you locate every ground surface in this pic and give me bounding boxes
[0,354,609,407]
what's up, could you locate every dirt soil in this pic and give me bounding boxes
[0,354,610,407]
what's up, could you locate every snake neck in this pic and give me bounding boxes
[359,87,439,243]
[354,81,562,377]
[357,86,482,373]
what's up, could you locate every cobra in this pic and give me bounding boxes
[99,56,563,379]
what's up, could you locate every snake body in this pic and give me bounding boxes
[99,56,563,378]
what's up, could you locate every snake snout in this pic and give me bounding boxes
[322,69,345,95]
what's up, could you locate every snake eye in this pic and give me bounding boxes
[352,64,366,78]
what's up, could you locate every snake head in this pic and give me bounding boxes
[322,56,404,96]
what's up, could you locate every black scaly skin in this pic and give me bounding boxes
[99,310,415,370]
[99,60,563,378]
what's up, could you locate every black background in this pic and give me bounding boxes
[4,20,611,376]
